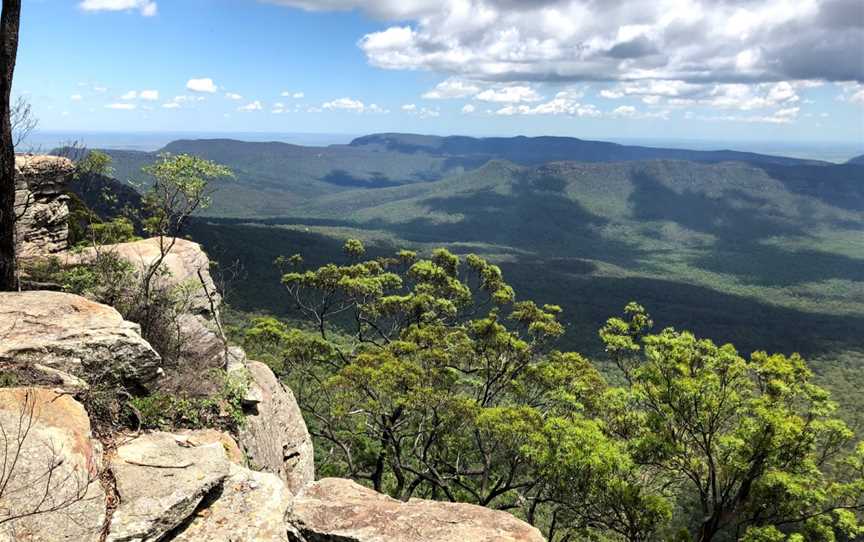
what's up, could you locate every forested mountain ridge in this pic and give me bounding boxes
[350,132,828,166]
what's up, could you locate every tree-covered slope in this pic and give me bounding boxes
[99,135,830,219]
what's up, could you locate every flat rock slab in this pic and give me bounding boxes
[239,360,315,494]
[0,291,162,388]
[173,463,296,542]
[0,388,106,542]
[107,432,230,542]
[287,478,546,542]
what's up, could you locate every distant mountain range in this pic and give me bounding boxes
[98,133,845,218]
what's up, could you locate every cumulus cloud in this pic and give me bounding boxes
[79,0,157,16]
[162,102,181,109]
[105,103,136,110]
[281,91,305,99]
[139,90,159,101]
[186,78,218,93]
[225,92,243,100]
[162,95,203,109]
[265,0,864,84]
[238,100,264,112]
[322,97,389,113]
[401,104,418,111]
[70,94,83,102]
[121,91,138,100]
[462,103,476,114]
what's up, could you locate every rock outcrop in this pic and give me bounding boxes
[107,432,231,542]
[0,388,106,542]
[239,360,315,494]
[286,478,546,542]
[0,291,162,389]
[63,238,220,315]
[172,463,297,542]
[14,155,75,259]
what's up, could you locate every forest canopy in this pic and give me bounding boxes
[239,239,864,542]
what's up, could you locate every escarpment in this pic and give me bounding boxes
[1,160,544,541]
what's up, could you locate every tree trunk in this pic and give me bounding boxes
[0,0,21,291]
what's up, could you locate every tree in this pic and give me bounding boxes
[133,153,232,335]
[245,241,663,540]
[600,304,864,542]
[0,0,21,291]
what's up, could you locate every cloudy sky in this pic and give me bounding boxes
[15,0,864,142]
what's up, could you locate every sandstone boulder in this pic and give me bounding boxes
[14,155,74,258]
[0,388,106,542]
[239,360,314,493]
[172,463,297,542]
[286,478,546,542]
[63,237,220,314]
[107,432,230,542]
[0,291,162,388]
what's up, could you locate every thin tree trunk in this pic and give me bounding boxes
[0,0,21,291]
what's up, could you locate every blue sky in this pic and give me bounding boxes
[14,0,864,143]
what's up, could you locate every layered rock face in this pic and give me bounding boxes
[0,291,162,389]
[14,155,75,258]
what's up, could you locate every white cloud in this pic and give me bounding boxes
[422,78,481,100]
[320,97,389,114]
[461,103,476,114]
[105,103,136,110]
[139,89,159,101]
[323,97,365,112]
[281,91,305,99]
[225,92,243,100]
[492,90,600,118]
[475,85,543,103]
[320,0,864,85]
[121,90,138,100]
[79,0,156,16]
[161,95,203,109]
[402,103,439,118]
[238,100,263,112]
[162,102,181,109]
[186,78,218,93]
[93,86,108,93]
[838,82,864,105]
[70,94,83,102]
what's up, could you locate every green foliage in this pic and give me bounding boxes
[87,217,138,245]
[239,246,863,542]
[600,304,864,541]
[141,153,233,238]
[75,150,113,178]
[129,370,248,432]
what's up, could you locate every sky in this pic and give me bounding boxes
[13,0,864,144]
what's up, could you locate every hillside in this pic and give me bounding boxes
[81,136,864,398]
[848,153,864,165]
[100,135,828,219]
